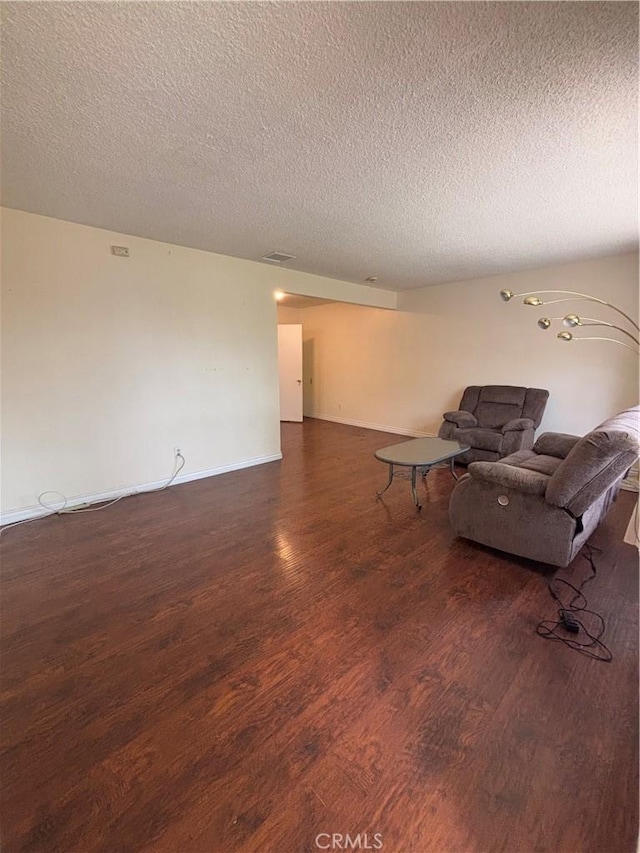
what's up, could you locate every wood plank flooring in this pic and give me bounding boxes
[1,418,638,852]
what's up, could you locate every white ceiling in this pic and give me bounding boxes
[1,2,637,291]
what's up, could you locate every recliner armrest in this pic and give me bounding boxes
[467,461,549,495]
[533,432,581,459]
[502,417,534,433]
[443,410,477,428]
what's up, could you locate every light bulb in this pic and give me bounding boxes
[524,296,542,306]
[557,331,573,342]
[563,314,580,327]
[537,318,552,330]
[500,289,515,302]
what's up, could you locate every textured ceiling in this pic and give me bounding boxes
[1,2,637,290]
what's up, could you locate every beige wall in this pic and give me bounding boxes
[301,253,639,437]
[276,306,302,324]
[1,208,395,519]
[4,208,635,520]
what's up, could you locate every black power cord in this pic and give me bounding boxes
[536,544,613,662]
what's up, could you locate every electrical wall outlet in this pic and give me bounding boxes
[111,245,130,257]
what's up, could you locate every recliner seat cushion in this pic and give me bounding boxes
[500,450,538,466]
[517,453,563,477]
[454,427,504,452]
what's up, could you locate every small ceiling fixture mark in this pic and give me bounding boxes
[365,276,378,283]
[262,251,296,264]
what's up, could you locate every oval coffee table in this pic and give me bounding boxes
[375,436,470,510]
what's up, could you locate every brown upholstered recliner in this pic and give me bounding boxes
[448,407,640,566]
[438,385,549,464]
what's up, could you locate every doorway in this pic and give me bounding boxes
[276,294,335,424]
[277,324,303,422]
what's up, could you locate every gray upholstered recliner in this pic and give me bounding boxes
[438,385,549,464]
[449,407,640,567]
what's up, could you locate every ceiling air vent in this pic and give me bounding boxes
[262,251,296,264]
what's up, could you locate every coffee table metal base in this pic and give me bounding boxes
[376,456,460,510]
[374,436,469,511]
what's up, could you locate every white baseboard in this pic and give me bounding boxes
[0,452,282,526]
[308,413,434,438]
[623,501,639,547]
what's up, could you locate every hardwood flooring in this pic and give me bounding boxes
[1,418,638,852]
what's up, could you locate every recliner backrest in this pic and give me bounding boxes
[546,408,640,517]
[521,388,550,428]
[476,385,526,429]
[459,385,548,430]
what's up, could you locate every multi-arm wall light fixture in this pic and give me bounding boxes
[499,290,639,353]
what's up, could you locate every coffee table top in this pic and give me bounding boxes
[374,436,470,466]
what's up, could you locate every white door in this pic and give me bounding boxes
[278,324,303,422]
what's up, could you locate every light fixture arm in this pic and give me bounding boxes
[557,333,639,353]
[567,318,639,345]
[536,316,640,344]
[510,290,639,331]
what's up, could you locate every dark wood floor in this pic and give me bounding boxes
[1,418,638,853]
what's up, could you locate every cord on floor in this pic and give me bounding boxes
[536,543,613,662]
